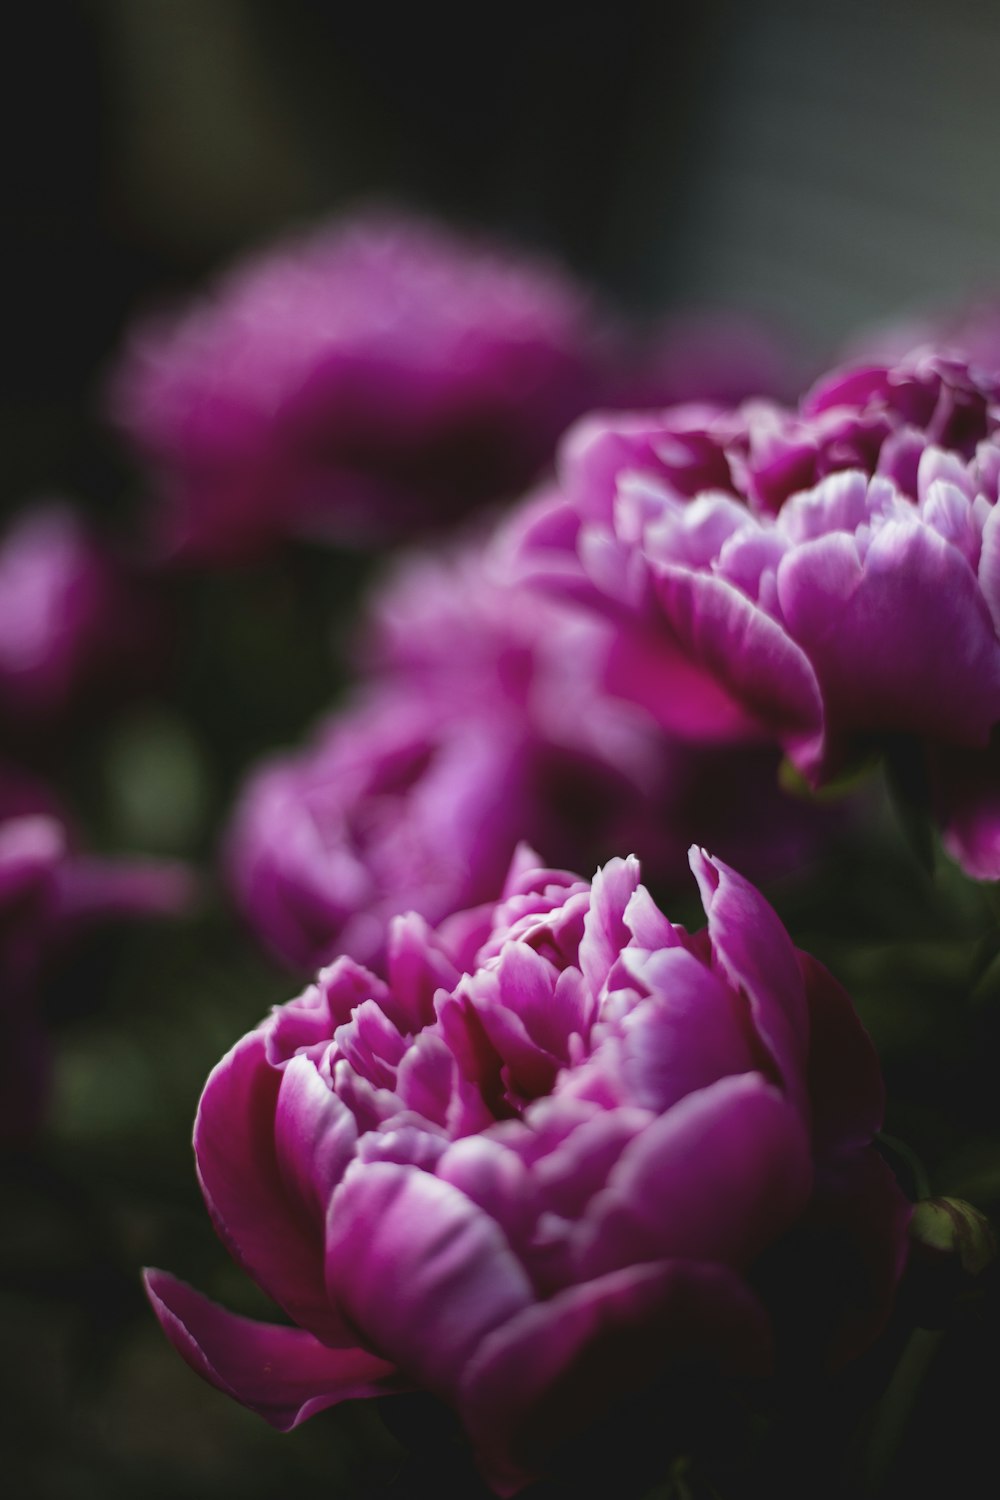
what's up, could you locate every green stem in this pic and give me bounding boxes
[859,1328,943,1495]
[877,1133,931,1202]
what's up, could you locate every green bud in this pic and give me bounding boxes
[909,1197,995,1276]
[905,1197,995,1329]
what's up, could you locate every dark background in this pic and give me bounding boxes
[8,0,1000,514]
[5,3,1000,1497]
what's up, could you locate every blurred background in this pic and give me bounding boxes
[10,0,1000,511]
[6,1,1000,1496]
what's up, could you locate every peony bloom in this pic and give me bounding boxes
[108,209,621,559]
[515,353,1000,872]
[146,847,909,1494]
[0,502,143,724]
[0,766,193,1142]
[228,532,834,973]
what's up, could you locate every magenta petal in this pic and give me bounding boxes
[459,1260,771,1495]
[144,1270,402,1430]
[799,951,884,1156]
[618,947,759,1111]
[575,1073,812,1280]
[653,564,825,765]
[325,1162,535,1397]
[385,911,462,1031]
[778,520,1000,748]
[532,1105,651,1221]
[604,621,771,743]
[436,1134,537,1246]
[194,1031,337,1340]
[578,856,642,998]
[273,1055,358,1223]
[689,849,810,1117]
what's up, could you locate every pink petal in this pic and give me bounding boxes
[689,849,810,1118]
[194,1031,341,1342]
[273,1055,359,1222]
[144,1270,402,1430]
[653,565,825,766]
[575,1072,812,1280]
[778,520,1000,751]
[617,947,760,1111]
[324,1162,535,1397]
[578,856,643,998]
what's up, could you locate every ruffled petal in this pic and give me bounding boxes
[194,1031,340,1341]
[777,520,1000,751]
[617,946,760,1111]
[652,565,825,765]
[689,849,810,1117]
[575,1072,812,1280]
[325,1162,535,1397]
[273,1055,359,1222]
[578,856,643,998]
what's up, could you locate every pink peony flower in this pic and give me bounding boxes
[515,353,1000,872]
[108,209,622,559]
[146,847,909,1494]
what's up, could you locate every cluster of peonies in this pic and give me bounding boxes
[96,209,1000,1487]
[513,350,1000,876]
[227,526,836,974]
[147,847,909,1494]
[0,765,190,1142]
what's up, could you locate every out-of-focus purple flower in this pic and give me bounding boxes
[515,353,1000,872]
[0,503,145,725]
[228,529,836,973]
[0,765,193,1142]
[146,847,909,1493]
[108,209,625,560]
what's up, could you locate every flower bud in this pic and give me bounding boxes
[905,1197,995,1327]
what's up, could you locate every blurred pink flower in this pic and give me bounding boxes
[0,502,145,724]
[108,209,622,559]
